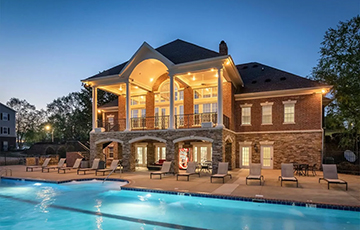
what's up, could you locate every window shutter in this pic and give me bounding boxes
[0,113,2,120]
[0,127,2,134]
[8,114,10,121]
[8,128,10,134]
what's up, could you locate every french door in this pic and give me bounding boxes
[261,146,273,169]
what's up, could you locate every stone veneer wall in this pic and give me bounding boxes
[90,128,224,173]
[223,129,237,170]
[236,131,322,169]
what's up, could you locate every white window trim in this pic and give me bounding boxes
[282,100,296,124]
[240,104,252,126]
[261,102,273,125]
[2,113,8,121]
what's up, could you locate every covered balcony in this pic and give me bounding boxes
[82,42,242,133]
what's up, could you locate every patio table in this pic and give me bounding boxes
[293,163,309,176]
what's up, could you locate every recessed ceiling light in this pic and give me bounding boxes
[150,78,153,82]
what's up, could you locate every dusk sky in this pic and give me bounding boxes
[1,0,359,110]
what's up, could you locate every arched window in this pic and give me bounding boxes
[156,80,182,102]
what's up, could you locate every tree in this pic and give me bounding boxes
[46,85,117,142]
[311,15,360,152]
[6,98,47,148]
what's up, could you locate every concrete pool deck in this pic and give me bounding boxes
[1,165,359,207]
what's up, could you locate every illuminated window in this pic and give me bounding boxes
[261,102,273,125]
[194,87,217,99]
[283,100,296,124]
[194,104,199,114]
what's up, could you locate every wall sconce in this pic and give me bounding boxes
[254,142,259,153]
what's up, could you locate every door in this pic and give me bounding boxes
[225,143,232,168]
[136,146,147,167]
[240,146,251,168]
[261,146,273,169]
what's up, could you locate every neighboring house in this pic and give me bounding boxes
[0,102,16,151]
[81,39,331,173]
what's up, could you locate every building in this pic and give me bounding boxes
[0,102,16,151]
[81,39,331,173]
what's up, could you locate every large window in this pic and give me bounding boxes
[261,102,273,125]
[131,110,139,118]
[131,96,146,105]
[194,103,217,114]
[155,81,183,103]
[194,87,217,99]
[283,100,296,124]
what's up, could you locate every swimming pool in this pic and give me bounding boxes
[0,179,359,230]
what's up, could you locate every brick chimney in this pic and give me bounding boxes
[219,40,228,55]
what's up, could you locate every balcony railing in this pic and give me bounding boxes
[97,113,229,132]
[97,119,126,132]
[175,112,217,129]
[131,116,169,130]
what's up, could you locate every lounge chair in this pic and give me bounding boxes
[150,161,172,179]
[176,162,200,181]
[246,163,264,185]
[278,163,298,187]
[42,158,66,172]
[26,158,51,172]
[77,158,100,175]
[96,160,120,176]
[210,162,232,183]
[58,158,83,173]
[319,164,348,190]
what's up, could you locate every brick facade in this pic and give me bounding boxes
[235,94,322,132]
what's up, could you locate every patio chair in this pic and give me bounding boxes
[176,162,200,181]
[278,163,298,187]
[308,163,317,176]
[58,158,83,173]
[246,163,264,185]
[150,161,172,179]
[96,159,120,176]
[210,162,232,183]
[42,158,66,173]
[26,158,51,172]
[319,164,348,190]
[77,158,100,175]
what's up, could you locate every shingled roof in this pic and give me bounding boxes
[236,62,327,94]
[86,39,224,80]
[155,39,224,64]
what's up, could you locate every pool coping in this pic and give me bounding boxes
[1,176,359,212]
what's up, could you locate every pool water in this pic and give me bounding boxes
[0,179,359,230]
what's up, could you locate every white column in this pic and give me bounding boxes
[92,86,98,130]
[125,81,131,131]
[169,74,175,129]
[217,68,224,127]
